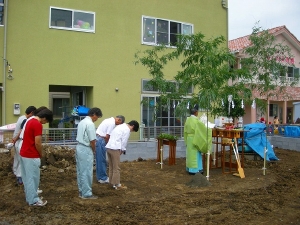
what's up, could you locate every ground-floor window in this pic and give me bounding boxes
[141,95,185,139]
[269,104,278,117]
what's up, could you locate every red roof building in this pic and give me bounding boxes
[229,26,300,124]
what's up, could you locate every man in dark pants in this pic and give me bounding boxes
[95,115,125,183]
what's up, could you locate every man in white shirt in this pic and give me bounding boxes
[106,120,139,190]
[95,115,125,184]
[12,106,36,185]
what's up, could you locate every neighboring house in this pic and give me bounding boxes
[0,0,228,137]
[229,26,300,124]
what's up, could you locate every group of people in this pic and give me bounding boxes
[12,105,139,205]
[258,116,280,125]
[71,108,139,199]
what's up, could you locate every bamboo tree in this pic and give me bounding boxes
[135,25,296,177]
[135,32,254,180]
[135,33,253,119]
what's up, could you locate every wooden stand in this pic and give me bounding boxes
[211,128,246,173]
[157,139,177,166]
[221,142,238,174]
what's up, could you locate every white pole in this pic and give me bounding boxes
[212,140,216,166]
[263,146,267,175]
[263,122,268,175]
[206,151,210,180]
[160,146,163,169]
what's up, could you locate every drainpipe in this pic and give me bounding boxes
[222,0,228,41]
[2,0,8,125]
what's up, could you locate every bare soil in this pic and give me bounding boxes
[0,145,299,225]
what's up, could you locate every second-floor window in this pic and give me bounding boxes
[287,66,299,79]
[142,79,193,94]
[142,16,193,47]
[50,7,95,33]
[0,0,4,25]
[277,66,300,82]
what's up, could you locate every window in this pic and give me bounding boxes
[53,98,70,117]
[269,104,278,117]
[273,66,300,83]
[142,96,184,127]
[284,66,299,82]
[142,79,193,94]
[49,92,71,118]
[287,66,299,78]
[142,16,193,46]
[0,0,4,25]
[142,80,159,92]
[50,7,95,33]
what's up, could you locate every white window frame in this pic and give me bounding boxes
[141,94,188,128]
[49,92,70,118]
[0,1,4,26]
[269,104,278,117]
[141,15,193,47]
[274,66,300,83]
[141,79,159,93]
[141,79,193,94]
[49,6,95,33]
[287,66,299,77]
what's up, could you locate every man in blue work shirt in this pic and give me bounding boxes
[76,107,102,199]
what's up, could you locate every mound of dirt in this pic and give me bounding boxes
[186,173,212,187]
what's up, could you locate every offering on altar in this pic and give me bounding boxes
[199,113,215,128]
[225,123,234,130]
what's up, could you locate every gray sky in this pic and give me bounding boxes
[228,0,300,41]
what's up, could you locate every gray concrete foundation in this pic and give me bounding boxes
[124,136,300,162]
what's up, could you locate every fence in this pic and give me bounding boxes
[0,126,183,145]
[41,126,185,144]
[0,124,296,147]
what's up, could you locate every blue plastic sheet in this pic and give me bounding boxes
[242,123,278,161]
[284,126,300,137]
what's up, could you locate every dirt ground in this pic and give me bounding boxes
[0,145,299,225]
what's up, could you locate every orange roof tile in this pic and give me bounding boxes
[229,25,300,52]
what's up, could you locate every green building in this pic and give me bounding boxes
[0,0,228,132]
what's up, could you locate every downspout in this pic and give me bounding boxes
[2,0,8,125]
[222,0,228,41]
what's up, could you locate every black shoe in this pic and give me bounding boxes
[188,172,196,175]
[17,177,23,185]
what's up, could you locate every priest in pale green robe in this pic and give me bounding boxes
[184,108,212,174]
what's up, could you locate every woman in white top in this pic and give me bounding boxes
[106,120,139,190]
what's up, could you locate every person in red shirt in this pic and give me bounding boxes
[20,108,53,206]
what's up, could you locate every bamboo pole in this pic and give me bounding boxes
[160,146,163,169]
[213,140,216,166]
[206,110,210,181]
[263,146,267,175]
[206,151,210,180]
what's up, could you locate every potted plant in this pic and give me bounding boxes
[157,133,178,147]
[156,133,178,165]
[157,133,178,141]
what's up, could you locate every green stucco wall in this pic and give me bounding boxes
[1,0,227,125]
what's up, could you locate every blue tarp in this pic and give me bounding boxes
[284,126,300,137]
[242,123,278,161]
